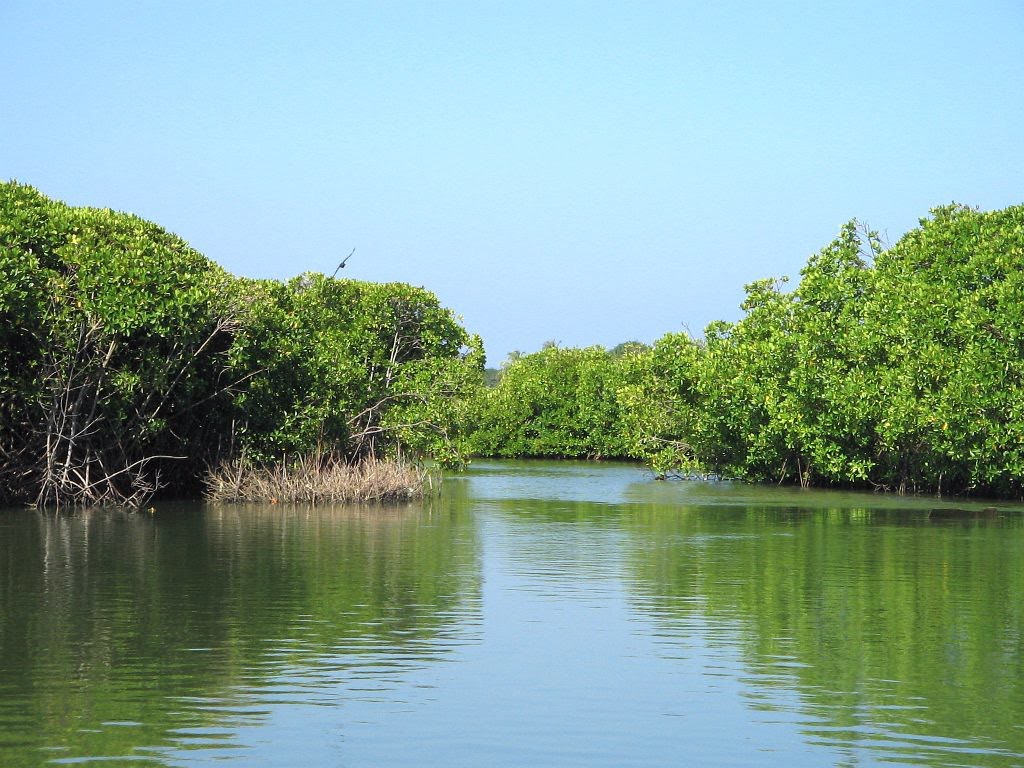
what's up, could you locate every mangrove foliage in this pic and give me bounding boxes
[468,204,1024,498]
[0,182,482,507]
[5,181,1024,503]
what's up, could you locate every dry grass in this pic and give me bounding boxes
[204,452,436,505]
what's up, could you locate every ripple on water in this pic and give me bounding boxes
[3,464,1024,767]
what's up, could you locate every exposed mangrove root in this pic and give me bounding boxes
[204,452,436,505]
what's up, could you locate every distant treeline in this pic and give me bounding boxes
[0,182,482,507]
[467,204,1024,498]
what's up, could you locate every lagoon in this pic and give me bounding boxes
[1,461,1022,766]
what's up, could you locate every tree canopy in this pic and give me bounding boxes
[0,182,481,506]
[466,203,1024,498]
[6,182,1023,502]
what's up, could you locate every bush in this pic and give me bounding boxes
[467,344,639,459]
[638,205,1024,496]
[226,274,484,467]
[0,182,483,506]
[0,181,236,505]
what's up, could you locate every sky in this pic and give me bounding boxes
[3,1,1023,365]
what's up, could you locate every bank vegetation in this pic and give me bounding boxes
[204,452,434,505]
[6,181,1024,504]
[467,204,1024,499]
[0,182,481,508]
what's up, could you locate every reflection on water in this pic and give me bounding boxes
[0,461,1022,766]
[0,503,481,764]
[623,503,1024,767]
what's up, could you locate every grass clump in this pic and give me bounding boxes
[204,452,435,505]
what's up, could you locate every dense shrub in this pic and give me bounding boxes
[226,273,483,467]
[0,181,236,505]
[9,181,1022,501]
[0,182,482,506]
[467,344,640,459]
[469,204,1024,498]
[636,204,1024,496]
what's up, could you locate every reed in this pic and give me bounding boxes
[204,452,435,505]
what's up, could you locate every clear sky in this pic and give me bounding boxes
[3,1,1022,364]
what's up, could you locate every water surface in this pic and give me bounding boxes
[1,461,1022,766]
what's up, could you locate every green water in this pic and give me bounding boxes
[1,461,1022,766]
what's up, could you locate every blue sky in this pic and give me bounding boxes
[3,1,1022,364]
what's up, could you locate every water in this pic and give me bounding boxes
[1,460,1022,766]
